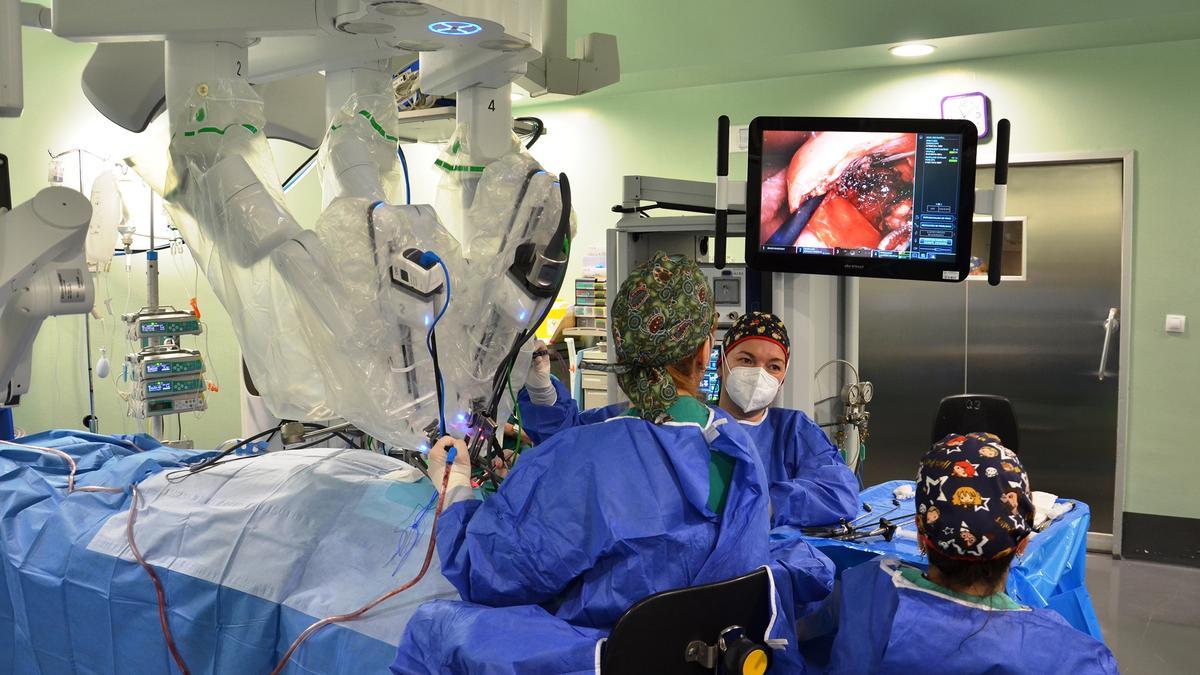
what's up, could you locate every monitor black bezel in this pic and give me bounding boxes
[745,116,978,282]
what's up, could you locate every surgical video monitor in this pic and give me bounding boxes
[746,117,978,282]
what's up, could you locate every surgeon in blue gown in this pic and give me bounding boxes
[519,311,859,528]
[393,253,833,674]
[798,433,1118,674]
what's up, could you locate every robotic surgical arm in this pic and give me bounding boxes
[83,0,600,457]
[145,78,572,454]
[0,185,94,404]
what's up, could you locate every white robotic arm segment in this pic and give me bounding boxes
[1,0,21,118]
[325,141,388,204]
[1,187,94,306]
[206,155,304,264]
[0,187,94,402]
[318,71,401,206]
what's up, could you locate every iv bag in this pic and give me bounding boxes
[86,170,123,271]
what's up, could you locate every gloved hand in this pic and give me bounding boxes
[526,340,557,406]
[426,436,472,499]
[491,449,517,480]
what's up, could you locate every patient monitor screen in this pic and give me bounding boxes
[747,118,977,282]
[700,345,722,404]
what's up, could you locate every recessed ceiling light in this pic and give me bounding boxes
[889,43,935,58]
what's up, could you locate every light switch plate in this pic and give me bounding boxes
[730,125,749,153]
[1165,314,1187,334]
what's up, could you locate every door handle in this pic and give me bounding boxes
[1097,307,1119,381]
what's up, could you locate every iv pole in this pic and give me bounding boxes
[76,149,98,433]
[147,189,163,440]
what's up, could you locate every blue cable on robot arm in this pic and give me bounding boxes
[421,250,453,459]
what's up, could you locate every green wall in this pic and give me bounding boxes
[519,39,1199,519]
[5,26,1197,519]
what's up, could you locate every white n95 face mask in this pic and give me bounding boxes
[724,364,783,413]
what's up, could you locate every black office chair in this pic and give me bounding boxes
[601,568,774,675]
[931,394,1019,453]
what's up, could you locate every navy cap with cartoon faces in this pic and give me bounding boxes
[916,432,1035,561]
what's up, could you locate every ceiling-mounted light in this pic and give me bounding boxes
[889,43,936,57]
[510,92,524,102]
[428,20,482,36]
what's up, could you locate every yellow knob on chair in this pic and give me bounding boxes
[741,647,768,675]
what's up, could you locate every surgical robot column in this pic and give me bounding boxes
[0,153,95,440]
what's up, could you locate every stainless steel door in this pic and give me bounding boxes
[859,279,965,486]
[861,160,1124,532]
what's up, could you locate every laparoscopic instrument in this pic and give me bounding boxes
[803,498,917,543]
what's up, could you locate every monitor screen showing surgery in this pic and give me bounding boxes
[747,118,976,281]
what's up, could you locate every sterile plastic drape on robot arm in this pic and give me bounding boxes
[130,78,572,450]
[149,81,353,425]
[318,83,405,207]
[449,153,570,397]
[433,123,523,242]
[141,80,457,445]
[308,197,467,434]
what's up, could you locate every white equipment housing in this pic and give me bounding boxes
[0,0,21,117]
[0,187,95,404]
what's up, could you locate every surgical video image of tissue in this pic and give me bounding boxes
[758,130,964,263]
[760,130,917,252]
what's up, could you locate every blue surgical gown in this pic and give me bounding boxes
[518,378,859,527]
[516,377,627,444]
[392,403,834,674]
[739,408,859,528]
[807,556,1118,675]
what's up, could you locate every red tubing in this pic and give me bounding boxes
[3,440,188,673]
[269,463,455,675]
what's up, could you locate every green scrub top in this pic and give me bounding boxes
[626,396,734,515]
[899,565,1022,610]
